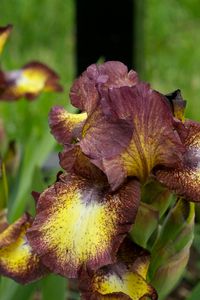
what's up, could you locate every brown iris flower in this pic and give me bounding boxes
[25,60,197,298]
[2,61,199,300]
[49,61,197,202]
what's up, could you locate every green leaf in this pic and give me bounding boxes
[8,129,55,222]
[0,162,8,209]
[131,202,159,248]
[187,282,200,300]
[141,180,174,217]
[149,199,195,300]
[131,180,174,248]
[0,277,37,300]
[41,274,66,300]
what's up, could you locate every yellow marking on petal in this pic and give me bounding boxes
[59,110,87,131]
[41,186,117,266]
[121,131,157,182]
[82,109,101,138]
[15,68,48,94]
[135,260,150,279]
[94,271,153,300]
[0,224,38,274]
[4,63,62,99]
[175,108,185,122]
[0,217,23,247]
[119,111,180,183]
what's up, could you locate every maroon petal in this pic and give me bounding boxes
[80,108,134,160]
[0,61,63,101]
[156,120,200,201]
[80,83,184,190]
[59,144,106,182]
[49,106,86,144]
[79,238,157,300]
[70,61,138,114]
[0,213,48,284]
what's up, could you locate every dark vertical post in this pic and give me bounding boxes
[133,0,146,78]
[76,0,135,75]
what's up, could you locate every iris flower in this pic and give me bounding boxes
[1,61,199,299]
[48,61,200,201]
[0,212,47,284]
[0,25,63,100]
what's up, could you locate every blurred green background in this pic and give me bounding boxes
[144,0,200,121]
[0,0,200,300]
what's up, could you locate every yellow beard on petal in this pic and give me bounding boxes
[41,187,117,266]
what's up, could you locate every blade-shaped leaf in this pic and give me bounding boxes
[149,199,195,300]
[0,277,37,300]
[8,129,55,221]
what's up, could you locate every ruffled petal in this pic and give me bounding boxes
[156,120,200,201]
[0,25,12,55]
[49,106,87,144]
[80,239,157,300]
[27,174,140,278]
[0,213,47,284]
[81,83,184,190]
[80,108,134,161]
[0,61,63,100]
[70,61,138,114]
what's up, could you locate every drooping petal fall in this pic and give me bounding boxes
[156,120,200,202]
[0,25,12,55]
[80,82,184,190]
[27,173,140,278]
[0,213,47,284]
[0,61,63,100]
[79,238,157,300]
